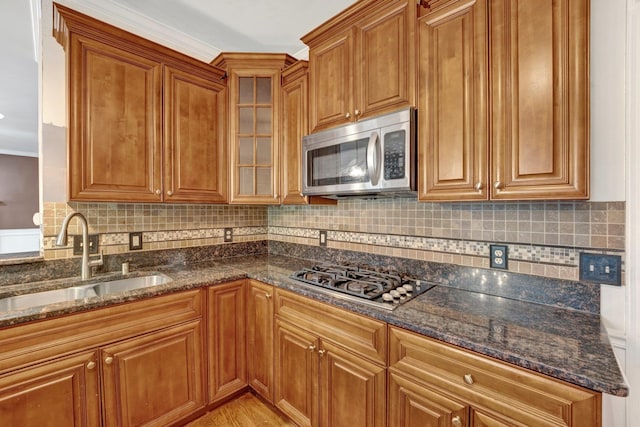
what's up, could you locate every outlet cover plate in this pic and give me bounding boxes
[224,228,233,243]
[490,244,508,269]
[73,234,99,255]
[129,232,143,251]
[579,253,622,286]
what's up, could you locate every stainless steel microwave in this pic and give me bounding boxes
[302,107,416,198]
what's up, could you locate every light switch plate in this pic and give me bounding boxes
[579,253,622,285]
[319,230,327,247]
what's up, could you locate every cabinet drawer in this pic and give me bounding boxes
[389,326,600,427]
[0,289,203,374]
[275,289,387,365]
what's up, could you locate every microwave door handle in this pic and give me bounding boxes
[367,132,382,186]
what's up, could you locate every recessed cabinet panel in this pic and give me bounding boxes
[418,0,488,201]
[163,66,227,203]
[490,0,589,199]
[69,35,163,202]
[0,352,101,427]
[101,321,205,427]
[247,280,275,402]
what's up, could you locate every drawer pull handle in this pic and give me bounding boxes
[452,415,462,427]
[463,373,474,385]
[104,356,114,365]
[86,361,96,370]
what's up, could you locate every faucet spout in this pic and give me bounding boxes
[55,212,103,280]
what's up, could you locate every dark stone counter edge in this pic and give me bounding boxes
[0,259,629,398]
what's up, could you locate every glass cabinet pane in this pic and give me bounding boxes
[256,107,272,134]
[239,77,254,104]
[239,107,254,133]
[256,168,272,195]
[239,167,254,195]
[239,137,254,164]
[256,77,271,103]
[256,137,271,164]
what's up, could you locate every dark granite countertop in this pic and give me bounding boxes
[0,254,628,397]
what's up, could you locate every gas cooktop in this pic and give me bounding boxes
[290,263,436,310]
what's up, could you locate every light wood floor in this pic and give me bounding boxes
[184,392,296,427]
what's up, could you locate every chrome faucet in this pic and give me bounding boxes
[55,212,103,280]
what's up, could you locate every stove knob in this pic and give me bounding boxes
[395,287,407,296]
[402,284,413,293]
[382,293,394,302]
[389,289,401,299]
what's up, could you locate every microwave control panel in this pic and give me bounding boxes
[383,130,406,180]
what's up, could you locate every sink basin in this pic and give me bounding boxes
[0,286,97,312]
[0,273,173,313]
[92,273,173,296]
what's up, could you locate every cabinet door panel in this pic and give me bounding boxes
[247,280,274,401]
[359,0,415,118]
[320,341,386,427]
[388,372,467,427]
[418,0,489,201]
[274,319,319,427]
[164,66,227,203]
[69,34,162,202]
[308,30,354,131]
[0,352,100,427]
[101,320,205,427]
[208,281,247,403]
[490,0,589,199]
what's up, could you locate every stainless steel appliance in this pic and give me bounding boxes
[302,107,416,198]
[290,263,435,310]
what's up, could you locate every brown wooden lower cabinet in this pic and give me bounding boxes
[0,281,604,427]
[0,290,205,427]
[273,288,388,427]
[246,280,275,402]
[0,351,101,427]
[207,280,247,404]
[101,320,205,427]
[388,326,601,427]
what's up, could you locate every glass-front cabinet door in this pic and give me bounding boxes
[212,53,295,204]
[238,76,274,198]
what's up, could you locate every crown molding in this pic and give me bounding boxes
[54,0,222,62]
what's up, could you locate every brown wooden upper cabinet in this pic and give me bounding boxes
[302,0,417,132]
[212,53,295,204]
[418,0,589,201]
[54,4,228,203]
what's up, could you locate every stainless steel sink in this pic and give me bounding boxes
[92,273,173,296]
[0,273,173,313]
[0,286,98,312]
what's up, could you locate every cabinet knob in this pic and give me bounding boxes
[452,416,462,427]
[345,112,351,119]
[167,190,173,196]
[494,181,503,190]
[155,189,161,195]
[354,109,361,117]
[86,361,96,370]
[463,373,474,385]
[308,345,316,352]
[265,293,272,299]
[475,182,483,191]
[318,349,326,357]
[104,356,114,365]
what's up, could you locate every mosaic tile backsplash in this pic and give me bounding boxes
[268,199,626,282]
[39,199,625,283]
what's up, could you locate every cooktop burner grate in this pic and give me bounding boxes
[290,263,436,310]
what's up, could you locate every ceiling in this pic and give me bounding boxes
[0,0,355,157]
